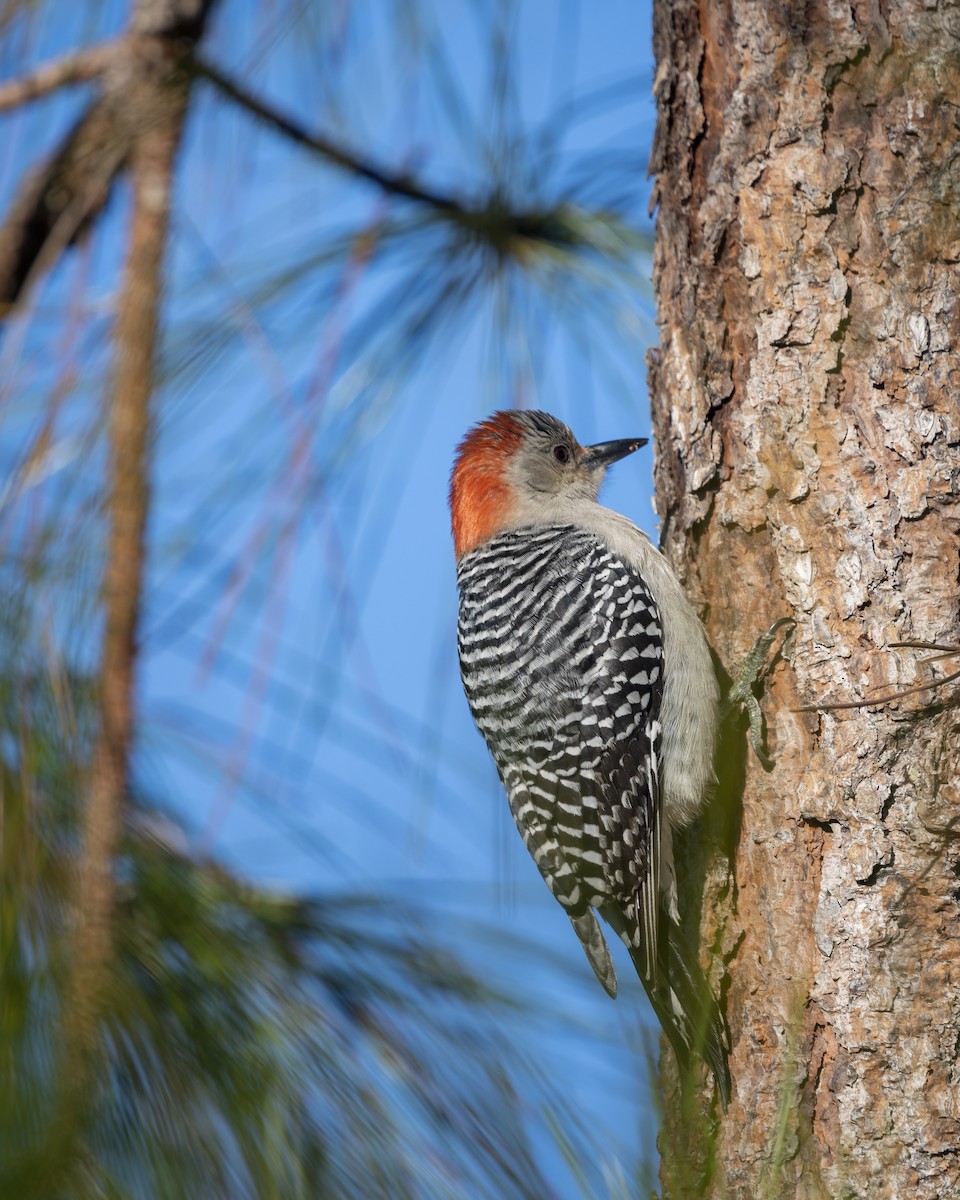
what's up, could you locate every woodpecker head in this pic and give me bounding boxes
[450,410,646,558]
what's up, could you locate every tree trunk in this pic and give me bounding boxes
[649,2,960,1197]
[62,1,205,1167]
[70,73,187,1060]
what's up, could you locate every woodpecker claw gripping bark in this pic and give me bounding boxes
[451,410,731,1108]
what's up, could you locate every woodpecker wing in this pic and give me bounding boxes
[589,653,664,984]
[457,524,665,985]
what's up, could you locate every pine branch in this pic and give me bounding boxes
[193,58,586,258]
[194,57,467,217]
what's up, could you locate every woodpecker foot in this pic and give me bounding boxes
[721,618,795,770]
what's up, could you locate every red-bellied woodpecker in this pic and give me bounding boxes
[451,409,730,1106]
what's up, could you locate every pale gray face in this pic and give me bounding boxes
[504,410,646,503]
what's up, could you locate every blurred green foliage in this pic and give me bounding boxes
[0,628,613,1198]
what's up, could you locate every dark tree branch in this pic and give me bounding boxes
[0,99,131,311]
[193,57,468,216]
[194,57,580,254]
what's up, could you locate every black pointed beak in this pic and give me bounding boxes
[580,437,648,469]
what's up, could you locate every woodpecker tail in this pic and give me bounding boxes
[648,915,731,1108]
[602,903,731,1109]
[568,909,618,998]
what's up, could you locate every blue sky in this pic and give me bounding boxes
[2,0,666,1191]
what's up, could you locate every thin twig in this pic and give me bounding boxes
[193,56,468,217]
[0,39,118,114]
[795,643,960,712]
[888,640,960,661]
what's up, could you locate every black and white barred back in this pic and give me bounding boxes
[457,524,665,982]
[458,522,732,1106]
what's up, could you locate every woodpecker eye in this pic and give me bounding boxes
[553,445,571,464]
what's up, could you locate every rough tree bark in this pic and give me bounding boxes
[649,2,960,1198]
